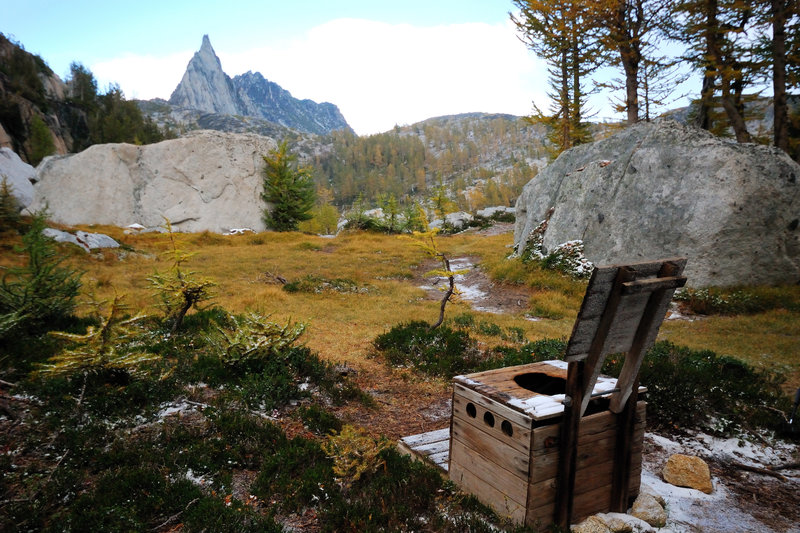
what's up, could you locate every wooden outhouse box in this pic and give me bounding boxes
[448,360,645,527]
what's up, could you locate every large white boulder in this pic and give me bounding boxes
[29,130,277,233]
[0,147,36,209]
[514,120,800,287]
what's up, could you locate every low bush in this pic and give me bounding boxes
[373,321,484,376]
[675,286,800,315]
[602,341,790,435]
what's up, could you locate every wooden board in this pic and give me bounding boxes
[454,361,636,422]
[565,257,687,362]
[398,427,450,472]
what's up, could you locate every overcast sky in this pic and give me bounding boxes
[2,0,692,135]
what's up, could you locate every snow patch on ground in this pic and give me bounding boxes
[642,432,799,532]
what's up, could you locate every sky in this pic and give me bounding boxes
[2,0,693,135]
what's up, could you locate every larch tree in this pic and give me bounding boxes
[588,0,674,124]
[261,140,316,232]
[672,0,758,142]
[512,0,601,155]
[754,0,799,152]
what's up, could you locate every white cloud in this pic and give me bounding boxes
[91,19,549,135]
[92,51,193,101]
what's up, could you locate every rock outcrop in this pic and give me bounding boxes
[0,147,35,208]
[514,120,800,287]
[168,36,350,135]
[29,130,277,233]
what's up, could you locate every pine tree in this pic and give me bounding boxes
[261,141,316,231]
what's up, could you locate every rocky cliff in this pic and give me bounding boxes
[168,36,350,136]
[29,130,277,233]
[0,33,89,163]
[513,120,800,287]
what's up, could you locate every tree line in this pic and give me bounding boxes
[512,0,799,159]
[0,33,169,165]
[310,115,545,213]
[65,62,168,150]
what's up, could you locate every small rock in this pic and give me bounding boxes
[42,228,119,252]
[630,492,667,528]
[571,515,612,533]
[76,231,120,250]
[662,453,713,494]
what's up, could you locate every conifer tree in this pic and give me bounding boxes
[672,0,758,142]
[261,141,316,231]
[512,0,600,154]
[0,177,21,232]
[588,0,674,124]
[0,213,82,336]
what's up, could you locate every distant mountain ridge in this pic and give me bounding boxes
[168,36,350,135]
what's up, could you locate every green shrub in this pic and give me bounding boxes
[0,214,82,338]
[675,286,800,315]
[602,341,789,435]
[374,321,483,377]
[299,404,343,435]
[282,275,366,294]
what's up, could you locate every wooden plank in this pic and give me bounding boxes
[450,440,529,505]
[429,450,450,471]
[622,275,687,294]
[565,265,619,361]
[578,266,638,415]
[528,453,644,509]
[400,427,450,448]
[531,402,646,454]
[565,257,686,361]
[453,383,533,428]
[554,359,585,527]
[610,261,686,413]
[449,454,527,523]
[413,437,450,457]
[531,430,644,483]
[450,416,530,479]
[453,394,532,453]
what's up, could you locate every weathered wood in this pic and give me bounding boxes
[450,442,529,505]
[621,275,687,294]
[611,377,640,512]
[531,402,646,454]
[398,427,451,472]
[610,261,686,413]
[453,382,534,427]
[450,455,527,523]
[453,389,533,452]
[451,417,530,479]
[400,427,450,448]
[528,454,644,510]
[554,360,584,526]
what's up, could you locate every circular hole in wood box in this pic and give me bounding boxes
[466,402,477,418]
[501,420,513,437]
[483,412,495,427]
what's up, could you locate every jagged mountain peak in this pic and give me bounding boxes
[169,35,239,115]
[166,36,350,135]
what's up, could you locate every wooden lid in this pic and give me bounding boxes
[454,360,644,421]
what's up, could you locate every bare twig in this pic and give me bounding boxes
[768,461,800,472]
[43,450,69,486]
[151,497,199,531]
[729,460,788,481]
[0,379,18,387]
